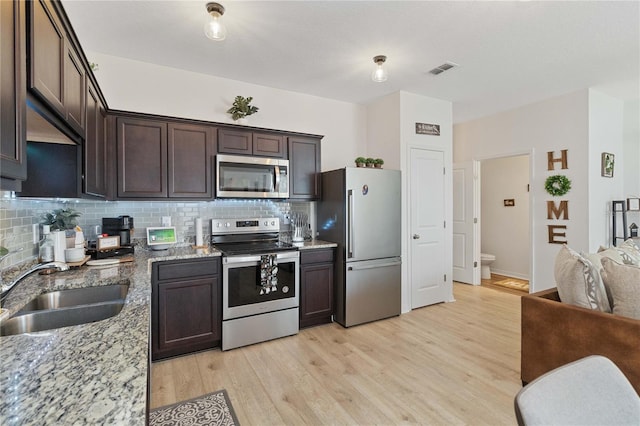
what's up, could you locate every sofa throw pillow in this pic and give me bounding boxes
[618,239,640,266]
[597,246,625,264]
[601,258,640,320]
[554,245,611,312]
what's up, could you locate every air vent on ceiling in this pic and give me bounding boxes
[428,61,459,76]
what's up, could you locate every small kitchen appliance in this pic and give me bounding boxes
[102,216,134,246]
[146,227,177,250]
[211,217,299,350]
[87,216,135,259]
[216,155,289,199]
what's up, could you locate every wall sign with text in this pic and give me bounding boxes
[547,150,570,244]
[415,122,440,136]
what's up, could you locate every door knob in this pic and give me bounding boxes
[412,234,420,239]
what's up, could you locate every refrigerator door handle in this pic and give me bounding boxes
[348,260,402,271]
[348,189,354,258]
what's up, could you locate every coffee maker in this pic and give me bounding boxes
[87,215,135,259]
[102,215,135,246]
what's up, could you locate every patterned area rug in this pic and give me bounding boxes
[150,390,239,426]
[493,278,529,292]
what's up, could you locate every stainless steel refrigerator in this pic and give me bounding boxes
[318,167,401,327]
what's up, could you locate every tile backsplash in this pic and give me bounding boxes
[0,192,313,269]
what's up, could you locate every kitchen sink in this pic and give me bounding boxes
[0,301,125,336]
[17,284,129,313]
[0,284,129,336]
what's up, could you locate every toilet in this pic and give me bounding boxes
[481,253,496,280]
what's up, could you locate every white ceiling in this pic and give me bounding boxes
[61,0,640,124]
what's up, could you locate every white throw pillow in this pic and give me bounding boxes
[601,258,640,320]
[554,245,611,313]
[618,239,640,266]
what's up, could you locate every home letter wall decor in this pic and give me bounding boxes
[547,150,570,244]
[547,200,569,220]
[547,149,568,170]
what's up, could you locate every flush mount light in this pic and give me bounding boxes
[371,55,388,83]
[204,2,227,41]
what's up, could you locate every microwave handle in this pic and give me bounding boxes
[274,165,281,191]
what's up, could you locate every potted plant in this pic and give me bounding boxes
[374,158,384,168]
[365,158,375,168]
[227,95,259,123]
[355,157,366,167]
[41,208,81,248]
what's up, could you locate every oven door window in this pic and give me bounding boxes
[219,163,275,193]
[227,260,296,307]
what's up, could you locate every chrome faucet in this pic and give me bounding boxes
[0,262,69,306]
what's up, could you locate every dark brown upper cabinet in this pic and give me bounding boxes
[218,128,286,158]
[117,117,168,198]
[84,79,107,198]
[115,115,216,199]
[288,136,322,200]
[28,0,85,136]
[168,123,215,198]
[0,0,27,191]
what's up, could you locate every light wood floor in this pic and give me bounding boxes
[481,274,530,296]
[151,283,522,425]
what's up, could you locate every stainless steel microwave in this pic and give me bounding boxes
[216,154,289,198]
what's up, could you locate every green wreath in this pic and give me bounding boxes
[545,175,572,196]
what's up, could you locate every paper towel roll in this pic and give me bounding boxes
[195,218,203,246]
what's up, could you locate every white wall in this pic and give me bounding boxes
[454,90,590,291]
[480,155,530,279]
[366,93,401,170]
[88,51,366,172]
[588,90,624,250]
[623,100,640,197]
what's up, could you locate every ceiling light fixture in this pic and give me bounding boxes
[204,2,227,41]
[371,55,388,83]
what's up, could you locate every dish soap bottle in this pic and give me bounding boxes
[39,225,54,263]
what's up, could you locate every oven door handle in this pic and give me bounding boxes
[223,251,299,264]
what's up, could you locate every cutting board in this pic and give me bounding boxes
[66,255,91,268]
[86,255,134,266]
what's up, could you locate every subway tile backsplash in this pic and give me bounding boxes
[0,193,312,269]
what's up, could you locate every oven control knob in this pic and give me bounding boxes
[271,221,276,226]
[216,222,221,228]
[282,286,289,294]
[225,222,230,227]
[264,221,268,226]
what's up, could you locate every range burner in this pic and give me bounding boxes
[214,240,295,256]
[211,217,297,256]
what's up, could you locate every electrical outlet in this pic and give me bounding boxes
[161,216,171,227]
[33,224,40,244]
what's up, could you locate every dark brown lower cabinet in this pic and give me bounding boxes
[152,258,221,360]
[299,248,335,328]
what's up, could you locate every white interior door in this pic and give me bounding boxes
[410,148,447,309]
[452,161,479,285]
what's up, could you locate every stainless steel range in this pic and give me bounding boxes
[211,217,299,350]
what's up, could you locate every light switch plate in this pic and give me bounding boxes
[161,216,171,227]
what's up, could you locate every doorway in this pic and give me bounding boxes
[480,155,530,290]
[453,153,532,292]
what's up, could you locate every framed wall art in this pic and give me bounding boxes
[601,152,615,178]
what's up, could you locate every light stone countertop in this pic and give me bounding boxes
[0,241,336,425]
[0,246,221,426]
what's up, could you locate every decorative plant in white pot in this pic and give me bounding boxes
[227,96,259,122]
